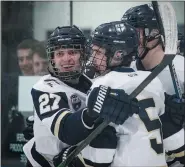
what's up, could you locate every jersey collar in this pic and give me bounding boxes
[112,67,135,73]
[136,59,156,72]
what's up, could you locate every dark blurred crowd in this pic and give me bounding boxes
[17,39,48,76]
[1,39,49,166]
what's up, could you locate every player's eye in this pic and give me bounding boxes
[57,51,64,56]
[94,50,103,56]
[68,50,78,55]
[68,50,74,55]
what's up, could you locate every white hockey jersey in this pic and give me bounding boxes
[130,55,185,163]
[81,68,167,166]
[23,74,92,167]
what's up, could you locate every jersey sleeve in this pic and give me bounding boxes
[31,88,96,145]
[160,102,185,164]
[164,128,185,165]
[81,125,117,167]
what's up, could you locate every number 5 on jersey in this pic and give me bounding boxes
[138,98,164,155]
[39,93,61,114]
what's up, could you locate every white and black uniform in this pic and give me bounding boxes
[23,74,92,167]
[130,55,185,165]
[81,67,167,167]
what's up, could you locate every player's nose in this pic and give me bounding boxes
[62,53,71,61]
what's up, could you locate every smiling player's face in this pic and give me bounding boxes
[53,48,81,73]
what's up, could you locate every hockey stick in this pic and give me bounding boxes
[58,3,177,167]
[58,56,175,167]
[152,2,183,99]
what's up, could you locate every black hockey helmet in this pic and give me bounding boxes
[87,21,139,76]
[122,4,162,59]
[121,4,158,29]
[46,25,86,81]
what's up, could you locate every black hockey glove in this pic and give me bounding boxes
[23,116,34,140]
[53,146,86,167]
[165,93,185,128]
[87,85,140,125]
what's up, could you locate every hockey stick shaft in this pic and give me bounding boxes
[169,63,183,99]
[152,1,183,99]
[58,54,175,167]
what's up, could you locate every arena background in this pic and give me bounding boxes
[1,1,184,167]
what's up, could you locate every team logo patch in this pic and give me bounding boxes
[128,73,138,77]
[44,79,60,87]
[70,94,82,111]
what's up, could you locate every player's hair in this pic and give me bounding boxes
[32,42,47,59]
[17,39,40,50]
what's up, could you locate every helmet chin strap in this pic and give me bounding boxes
[139,30,162,60]
[139,40,161,60]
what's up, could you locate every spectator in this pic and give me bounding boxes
[17,39,39,76]
[32,42,48,76]
[2,39,41,161]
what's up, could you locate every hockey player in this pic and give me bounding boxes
[65,21,167,167]
[23,25,90,167]
[23,25,139,167]
[122,4,185,166]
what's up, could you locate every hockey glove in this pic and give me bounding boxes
[87,85,140,125]
[53,146,86,167]
[23,116,34,140]
[165,93,185,128]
